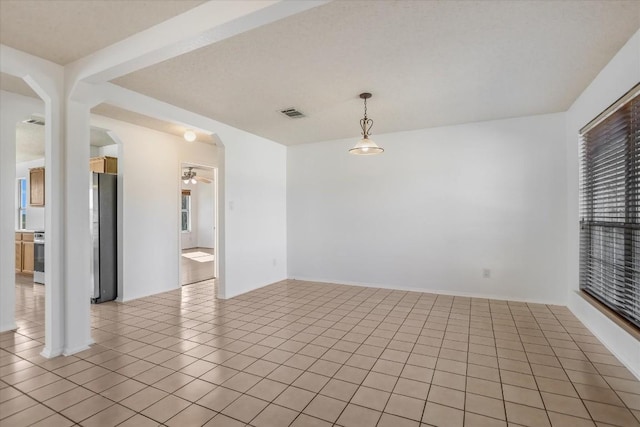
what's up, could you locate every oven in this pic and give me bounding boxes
[33,231,44,284]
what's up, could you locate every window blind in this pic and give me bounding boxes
[579,84,639,329]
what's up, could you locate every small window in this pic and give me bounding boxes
[17,178,27,229]
[181,190,191,232]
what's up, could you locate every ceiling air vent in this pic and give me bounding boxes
[280,108,305,119]
[23,117,45,126]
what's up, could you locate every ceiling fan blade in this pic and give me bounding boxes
[194,176,212,183]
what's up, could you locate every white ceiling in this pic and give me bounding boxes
[15,120,116,163]
[0,72,38,98]
[112,0,640,145]
[91,104,215,144]
[0,0,205,65]
[1,1,639,147]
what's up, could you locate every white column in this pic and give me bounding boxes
[62,100,92,354]
[39,79,66,358]
[0,105,19,332]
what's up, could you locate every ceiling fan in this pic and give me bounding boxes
[182,167,212,184]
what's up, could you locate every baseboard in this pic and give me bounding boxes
[63,343,91,356]
[41,346,63,359]
[288,276,564,306]
[568,292,640,380]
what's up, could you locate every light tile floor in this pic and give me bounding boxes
[1,278,640,427]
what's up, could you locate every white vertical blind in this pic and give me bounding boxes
[580,84,639,329]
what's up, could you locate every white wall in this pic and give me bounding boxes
[196,177,215,249]
[224,133,287,298]
[0,91,44,333]
[565,29,640,379]
[15,158,45,231]
[288,113,568,304]
[90,115,218,301]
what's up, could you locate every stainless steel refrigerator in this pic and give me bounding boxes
[91,172,117,303]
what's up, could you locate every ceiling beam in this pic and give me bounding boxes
[66,0,329,86]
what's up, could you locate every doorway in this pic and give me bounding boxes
[180,163,217,285]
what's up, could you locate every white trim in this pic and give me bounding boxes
[568,292,640,380]
[40,346,63,359]
[63,343,92,357]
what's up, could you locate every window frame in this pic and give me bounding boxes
[579,83,639,331]
[17,178,27,230]
[181,190,191,233]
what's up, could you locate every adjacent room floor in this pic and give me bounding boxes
[1,279,639,427]
[181,248,215,286]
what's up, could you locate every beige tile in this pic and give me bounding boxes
[466,393,505,420]
[221,394,269,423]
[427,384,465,409]
[394,377,430,400]
[320,378,358,402]
[432,369,466,391]
[120,386,168,412]
[463,412,507,427]
[165,403,216,427]
[197,386,241,411]
[292,371,330,392]
[251,403,298,427]
[505,402,551,427]
[378,412,420,427]
[81,403,136,427]
[273,385,316,411]
[141,394,191,423]
[541,392,590,418]
[385,393,424,421]
[466,376,502,400]
[100,378,147,402]
[583,400,640,426]
[29,413,76,427]
[118,414,162,427]
[352,386,391,411]
[303,394,347,423]
[503,384,544,408]
[362,371,398,392]
[574,383,625,406]
[547,411,596,427]
[290,413,332,427]
[61,394,113,423]
[44,387,95,411]
[337,403,381,426]
[0,402,54,426]
[247,378,288,401]
[423,401,464,427]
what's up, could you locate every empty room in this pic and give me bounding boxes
[0,1,639,427]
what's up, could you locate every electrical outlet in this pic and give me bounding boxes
[482,268,491,279]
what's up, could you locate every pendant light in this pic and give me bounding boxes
[349,92,384,155]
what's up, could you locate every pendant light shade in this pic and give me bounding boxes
[350,92,384,155]
[349,136,384,155]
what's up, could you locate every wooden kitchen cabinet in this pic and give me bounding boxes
[90,156,117,174]
[22,242,34,273]
[15,232,34,274]
[15,240,22,273]
[29,167,45,206]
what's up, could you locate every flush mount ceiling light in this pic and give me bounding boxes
[183,129,196,142]
[349,92,384,155]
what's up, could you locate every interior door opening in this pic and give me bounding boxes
[180,163,217,286]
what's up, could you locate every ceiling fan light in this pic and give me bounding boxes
[349,136,384,155]
[191,178,197,184]
[184,130,196,142]
[183,178,189,184]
